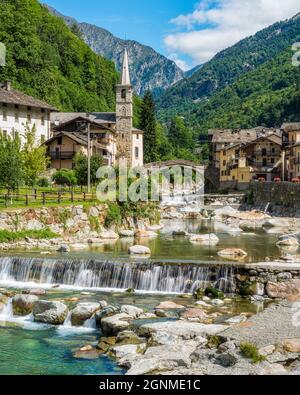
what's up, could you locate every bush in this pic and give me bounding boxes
[105,202,122,228]
[240,342,266,364]
[52,169,77,187]
[0,229,59,243]
[37,177,50,187]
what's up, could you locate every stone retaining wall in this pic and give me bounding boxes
[248,182,300,216]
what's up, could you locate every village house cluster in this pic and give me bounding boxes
[0,49,144,170]
[207,124,300,190]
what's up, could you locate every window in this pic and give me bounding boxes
[2,130,7,138]
[223,160,226,166]
[136,134,139,140]
[271,158,275,164]
[3,111,7,121]
[15,104,19,109]
[57,136,62,145]
[2,103,7,107]
[41,116,45,126]
[40,135,45,144]
[135,147,139,159]
[223,150,226,156]
[41,108,45,113]
[232,176,235,181]
[121,89,126,99]
[27,113,31,123]
[15,113,19,123]
[27,106,31,111]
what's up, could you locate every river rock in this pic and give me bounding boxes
[135,230,158,239]
[12,294,39,316]
[180,308,208,321]
[100,313,132,336]
[33,300,69,325]
[120,305,144,319]
[155,301,184,310]
[99,230,119,240]
[218,248,248,260]
[129,245,151,255]
[0,293,8,304]
[119,230,135,237]
[283,339,300,353]
[263,218,291,228]
[116,330,143,345]
[57,245,70,253]
[111,344,139,359]
[70,303,101,326]
[25,219,44,231]
[189,234,219,246]
[138,321,228,339]
[215,352,238,367]
[126,340,198,375]
[277,235,299,247]
[266,280,300,299]
[95,305,119,326]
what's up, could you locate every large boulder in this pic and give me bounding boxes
[129,245,151,256]
[218,248,248,260]
[100,313,132,336]
[189,234,219,246]
[95,305,119,327]
[135,230,158,239]
[70,303,101,326]
[99,230,119,240]
[266,280,300,299]
[33,300,68,325]
[277,235,299,247]
[120,305,144,319]
[155,301,185,310]
[119,230,135,238]
[12,294,38,316]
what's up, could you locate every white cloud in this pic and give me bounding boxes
[168,53,190,71]
[165,0,300,67]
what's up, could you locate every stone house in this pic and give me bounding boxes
[282,123,300,181]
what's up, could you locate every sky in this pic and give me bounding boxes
[45,0,300,71]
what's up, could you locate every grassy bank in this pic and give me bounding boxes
[0,229,59,243]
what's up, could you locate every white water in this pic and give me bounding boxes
[0,256,236,294]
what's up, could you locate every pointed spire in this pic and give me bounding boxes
[121,48,131,85]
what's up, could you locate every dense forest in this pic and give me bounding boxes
[157,12,300,136]
[0,0,118,112]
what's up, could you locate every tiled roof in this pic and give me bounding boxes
[0,83,57,110]
[51,112,117,126]
[209,127,281,144]
[281,123,300,132]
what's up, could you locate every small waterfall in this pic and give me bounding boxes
[0,297,13,320]
[0,256,235,294]
[83,315,97,329]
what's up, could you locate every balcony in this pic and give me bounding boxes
[251,150,280,157]
[48,151,76,160]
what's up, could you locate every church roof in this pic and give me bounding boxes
[120,48,131,85]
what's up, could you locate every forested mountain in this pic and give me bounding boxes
[158,13,300,135]
[45,4,184,96]
[0,0,118,112]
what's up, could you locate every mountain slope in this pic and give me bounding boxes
[0,0,118,112]
[45,4,184,96]
[158,13,300,124]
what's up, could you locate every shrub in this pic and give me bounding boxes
[105,202,122,228]
[240,342,266,364]
[37,177,50,187]
[0,229,59,243]
[52,169,77,187]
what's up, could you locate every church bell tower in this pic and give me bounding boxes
[116,48,133,165]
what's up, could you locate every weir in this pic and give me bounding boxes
[0,256,235,294]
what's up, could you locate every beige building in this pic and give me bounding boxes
[282,123,300,180]
[208,127,283,189]
[46,49,144,169]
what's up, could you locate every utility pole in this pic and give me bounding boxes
[87,122,91,193]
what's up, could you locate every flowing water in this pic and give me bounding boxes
[0,219,287,375]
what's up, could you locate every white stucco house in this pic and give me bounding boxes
[0,80,57,143]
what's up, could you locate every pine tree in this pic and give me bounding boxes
[139,91,158,163]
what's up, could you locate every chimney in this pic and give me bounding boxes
[3,80,11,91]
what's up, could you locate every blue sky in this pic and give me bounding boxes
[45,0,300,70]
[45,0,197,67]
